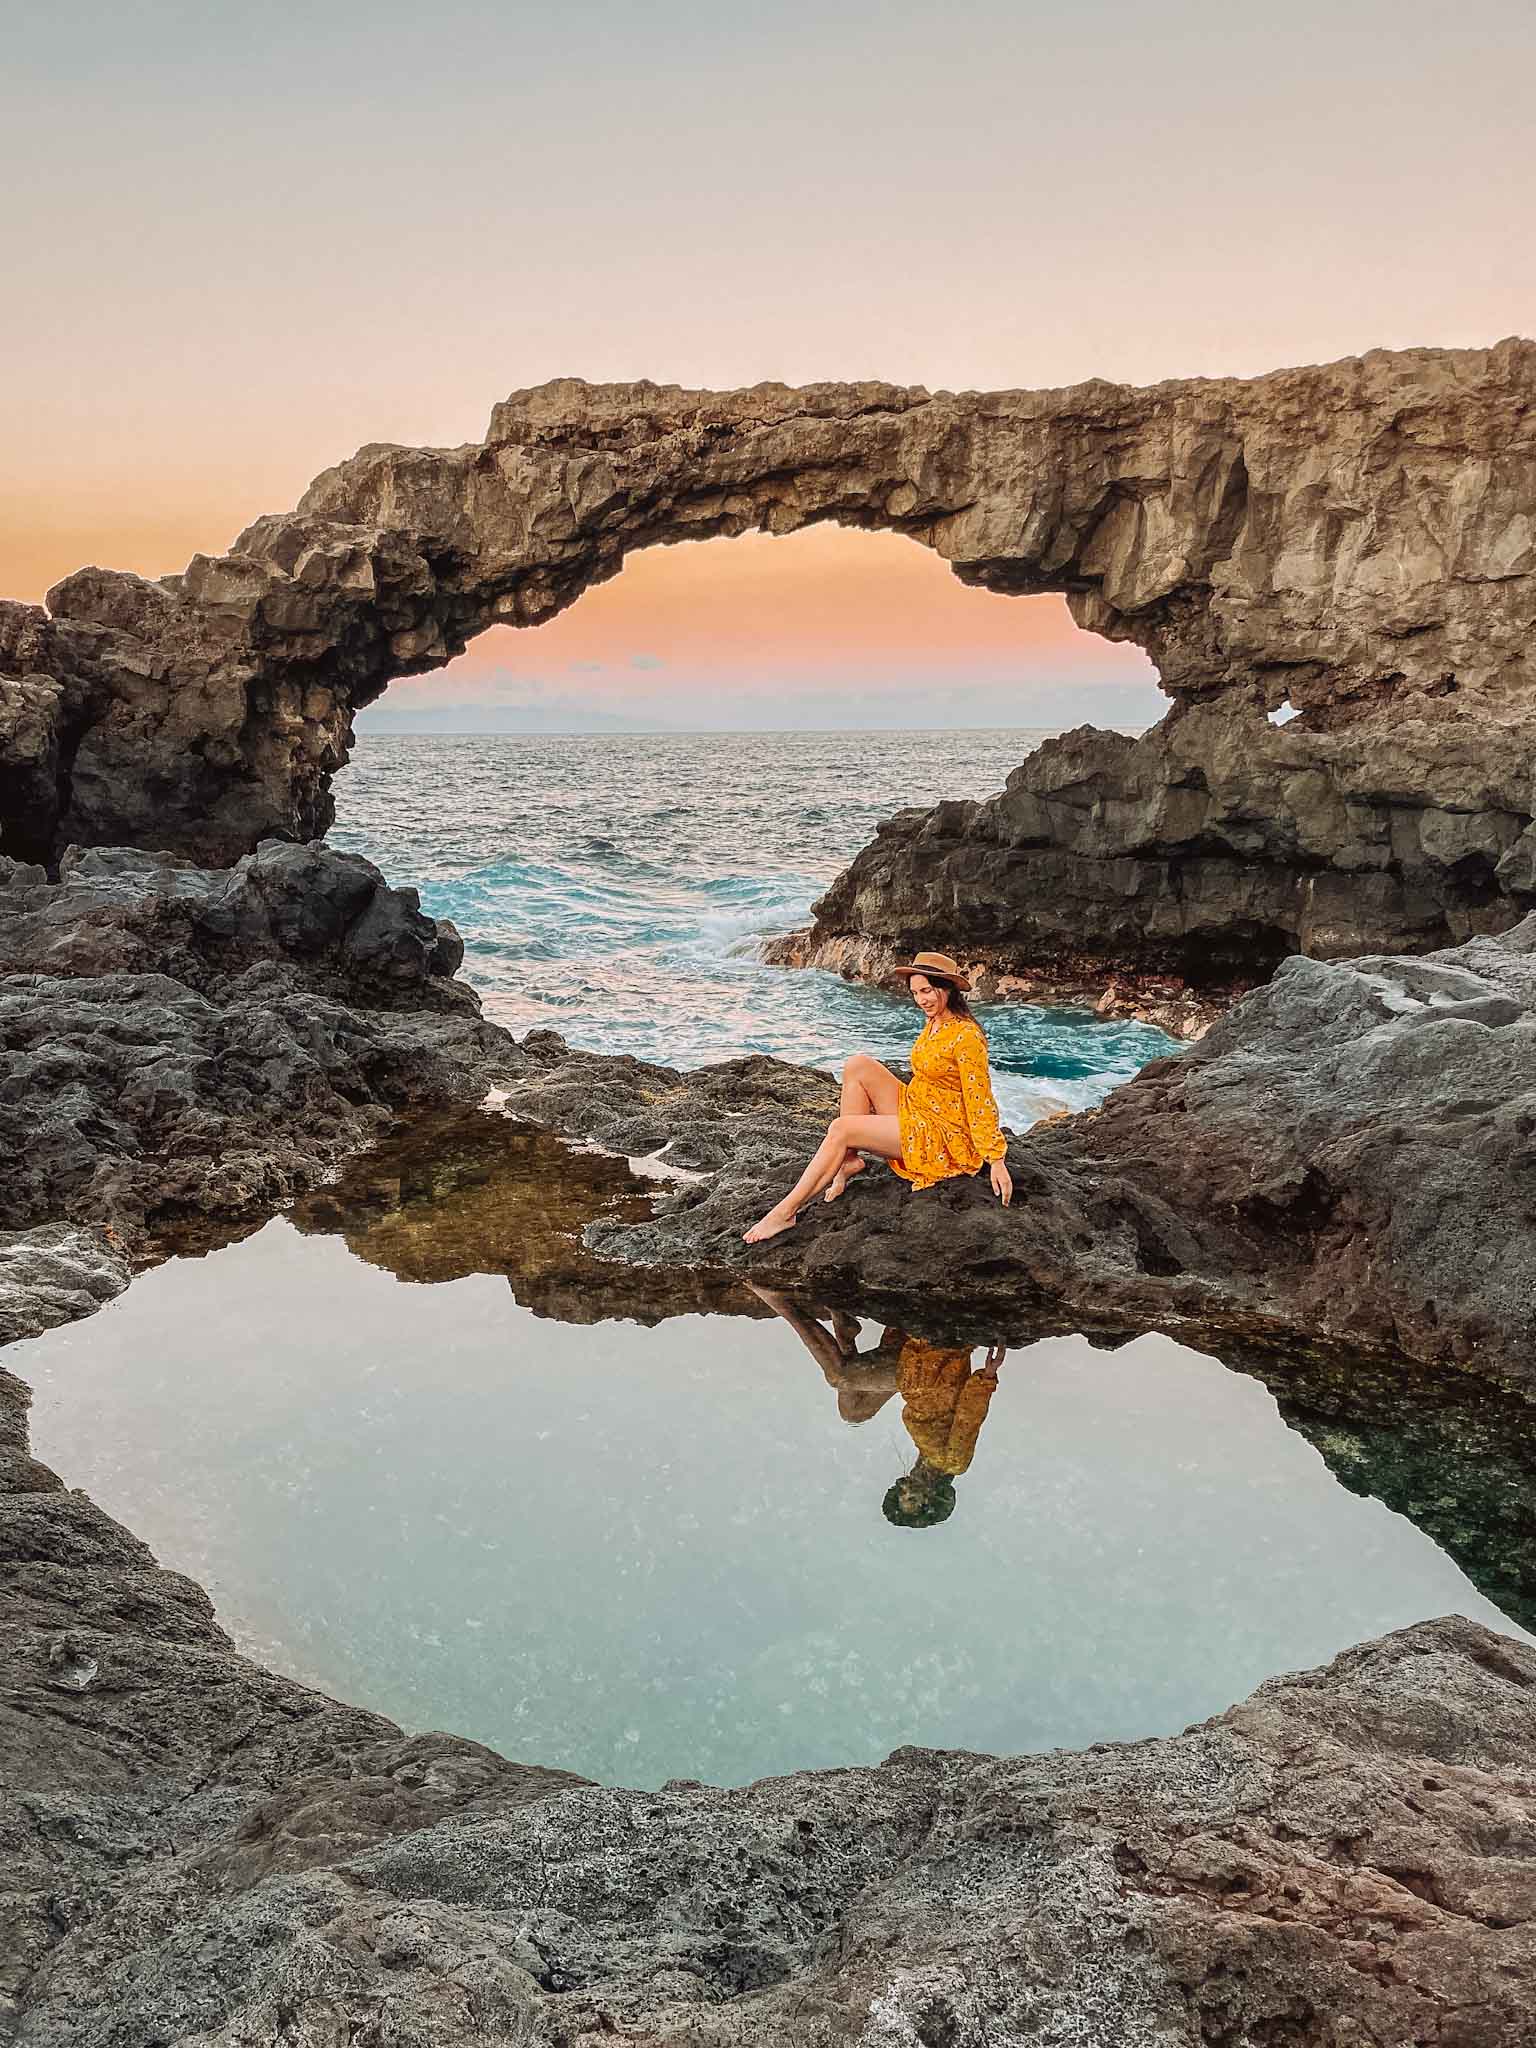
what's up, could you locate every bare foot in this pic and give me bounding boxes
[823,1155,866,1203]
[743,1205,799,1244]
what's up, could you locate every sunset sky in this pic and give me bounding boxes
[6,0,1532,728]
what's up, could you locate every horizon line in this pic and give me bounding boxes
[352,720,1154,738]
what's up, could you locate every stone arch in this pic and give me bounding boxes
[1,342,1532,864]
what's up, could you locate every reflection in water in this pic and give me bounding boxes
[285,1109,1536,1619]
[20,1105,1523,1787]
[749,1286,1006,1529]
[1251,1357,1536,1638]
[287,1111,758,1325]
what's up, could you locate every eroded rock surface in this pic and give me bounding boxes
[3,342,1534,864]
[0,841,518,1341]
[6,847,1536,2039]
[772,695,1536,990]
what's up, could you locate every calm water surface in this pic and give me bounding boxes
[16,1174,1526,1789]
[331,729,1173,1124]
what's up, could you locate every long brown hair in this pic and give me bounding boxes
[918,974,975,1025]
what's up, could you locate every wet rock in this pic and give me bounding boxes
[0,1225,130,1349]
[3,344,1534,864]
[3,846,1536,2038]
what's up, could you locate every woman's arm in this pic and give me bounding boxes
[957,1027,1013,1204]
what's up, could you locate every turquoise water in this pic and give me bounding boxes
[17,1200,1527,1790]
[331,729,1174,1124]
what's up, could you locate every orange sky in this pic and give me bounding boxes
[380,526,1155,727]
[443,528,1108,679]
[6,0,1530,727]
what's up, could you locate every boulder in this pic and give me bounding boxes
[0,843,516,1248]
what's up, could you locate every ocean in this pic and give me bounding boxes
[331,728,1174,1126]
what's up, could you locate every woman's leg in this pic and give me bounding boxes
[839,1052,901,1118]
[743,1282,850,1385]
[744,1113,904,1243]
[827,1055,902,1202]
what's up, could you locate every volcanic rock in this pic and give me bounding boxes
[4,844,1536,2040]
[2,344,1534,867]
[772,694,1536,990]
[507,916,1536,1384]
[0,842,514,1286]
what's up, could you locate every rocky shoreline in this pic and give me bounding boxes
[4,338,1536,2040]
[6,1357,1535,2048]
[766,698,1536,1023]
[4,349,1534,1007]
[4,840,1536,2040]
[760,924,1228,1040]
[4,837,1535,1373]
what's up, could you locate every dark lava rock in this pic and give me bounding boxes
[512,916,1536,1385]
[0,842,518,1277]
[5,842,1536,2040]
[773,696,1536,990]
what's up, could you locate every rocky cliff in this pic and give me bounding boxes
[770,694,1536,994]
[2,342,1533,867]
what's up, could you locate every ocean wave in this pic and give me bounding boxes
[335,730,1175,1098]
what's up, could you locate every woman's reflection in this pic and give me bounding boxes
[747,1286,1006,1528]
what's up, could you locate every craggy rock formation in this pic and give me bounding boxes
[0,841,516,1342]
[515,918,1536,1385]
[2,342,1533,865]
[770,695,1536,996]
[7,854,1536,2038]
[6,842,1536,1380]
[5,1367,1536,2048]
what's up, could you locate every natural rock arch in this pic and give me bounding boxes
[1,340,1533,864]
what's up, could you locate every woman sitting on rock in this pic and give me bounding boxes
[743,952,1014,1244]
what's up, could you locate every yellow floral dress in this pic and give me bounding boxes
[896,1339,999,1476]
[890,1014,1007,1191]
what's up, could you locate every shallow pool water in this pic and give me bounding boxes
[14,1127,1529,1790]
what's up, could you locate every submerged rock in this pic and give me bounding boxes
[287,1109,765,1323]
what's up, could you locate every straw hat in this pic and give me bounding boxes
[890,950,971,991]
